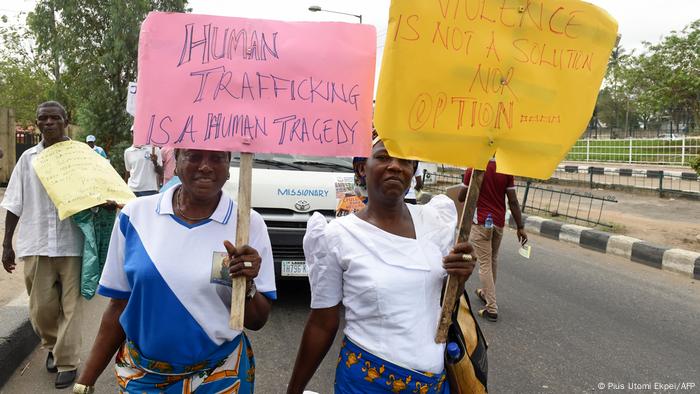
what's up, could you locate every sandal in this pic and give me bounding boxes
[478,308,498,322]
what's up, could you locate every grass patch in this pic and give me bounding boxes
[523,208,617,230]
[566,138,700,165]
[595,222,626,234]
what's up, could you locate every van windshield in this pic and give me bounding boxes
[231,153,353,172]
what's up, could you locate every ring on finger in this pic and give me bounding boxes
[461,254,474,262]
[243,261,253,268]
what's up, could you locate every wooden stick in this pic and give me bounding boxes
[435,169,484,343]
[229,152,253,330]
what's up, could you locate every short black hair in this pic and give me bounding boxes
[36,101,67,120]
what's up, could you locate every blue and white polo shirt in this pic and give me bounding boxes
[98,185,276,365]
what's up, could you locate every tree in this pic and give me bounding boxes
[26,0,189,174]
[631,22,700,136]
[0,60,52,125]
[601,37,637,135]
[593,19,700,137]
[0,15,53,125]
[623,55,657,131]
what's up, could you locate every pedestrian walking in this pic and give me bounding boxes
[74,148,276,394]
[458,159,527,322]
[287,135,476,393]
[1,101,85,389]
[124,126,163,197]
[85,135,107,159]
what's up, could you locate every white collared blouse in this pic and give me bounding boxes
[304,195,457,374]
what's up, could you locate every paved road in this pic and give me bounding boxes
[3,232,699,393]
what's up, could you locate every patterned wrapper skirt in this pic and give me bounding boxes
[114,334,255,393]
[335,336,449,394]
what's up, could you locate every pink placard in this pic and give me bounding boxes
[134,12,376,157]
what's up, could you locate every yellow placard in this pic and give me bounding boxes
[375,0,618,179]
[32,141,136,220]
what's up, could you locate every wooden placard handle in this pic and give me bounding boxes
[229,152,253,330]
[435,169,484,343]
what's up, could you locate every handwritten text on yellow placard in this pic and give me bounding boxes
[375,0,618,179]
[33,141,136,220]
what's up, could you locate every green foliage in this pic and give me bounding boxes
[0,16,52,125]
[567,138,698,164]
[0,60,52,125]
[24,0,188,173]
[595,20,700,135]
[690,156,700,175]
[108,140,133,177]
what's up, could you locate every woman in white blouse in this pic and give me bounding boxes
[287,137,475,394]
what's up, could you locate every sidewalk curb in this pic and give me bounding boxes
[0,295,39,388]
[509,214,700,280]
[557,164,697,179]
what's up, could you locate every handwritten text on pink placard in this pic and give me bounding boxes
[134,12,376,157]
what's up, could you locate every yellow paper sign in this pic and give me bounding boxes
[375,0,618,179]
[32,141,136,220]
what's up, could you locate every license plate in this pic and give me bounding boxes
[281,260,308,277]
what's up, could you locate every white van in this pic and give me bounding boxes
[223,153,354,280]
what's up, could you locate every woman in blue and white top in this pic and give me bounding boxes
[74,149,276,394]
[287,137,476,393]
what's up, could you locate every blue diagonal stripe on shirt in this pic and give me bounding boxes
[117,215,226,365]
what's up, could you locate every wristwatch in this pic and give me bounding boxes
[246,280,257,299]
[72,383,95,394]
